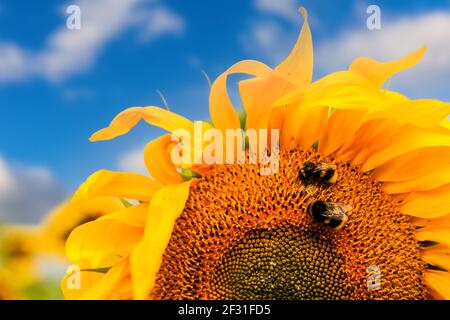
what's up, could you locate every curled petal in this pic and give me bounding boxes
[73,170,162,202]
[90,107,193,142]
[349,46,426,88]
[144,135,183,185]
[210,60,272,131]
[274,7,313,88]
[66,207,145,268]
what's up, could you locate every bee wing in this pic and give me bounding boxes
[320,203,352,220]
[337,203,353,213]
[317,163,336,172]
[310,165,324,175]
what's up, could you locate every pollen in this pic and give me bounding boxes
[150,149,428,300]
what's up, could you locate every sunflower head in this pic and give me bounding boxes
[0,226,37,266]
[0,225,39,298]
[61,8,450,300]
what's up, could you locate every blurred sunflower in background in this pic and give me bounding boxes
[0,197,124,299]
[50,8,450,300]
[0,226,38,299]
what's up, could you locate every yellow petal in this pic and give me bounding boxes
[238,77,266,117]
[100,203,148,228]
[364,99,450,128]
[383,164,450,193]
[111,275,133,300]
[425,270,450,300]
[81,259,129,300]
[421,244,450,254]
[300,105,329,149]
[284,105,329,150]
[43,197,125,233]
[247,74,296,131]
[402,183,450,218]
[61,268,104,300]
[90,106,193,142]
[209,60,272,131]
[334,119,399,164]
[318,110,366,156]
[274,7,313,88]
[279,71,392,149]
[422,251,450,271]
[275,70,375,107]
[38,197,126,258]
[303,84,387,111]
[77,196,125,216]
[349,46,426,88]
[418,213,450,230]
[442,119,450,130]
[383,90,410,102]
[417,227,450,247]
[239,8,312,131]
[239,76,292,130]
[362,125,450,171]
[144,135,183,185]
[374,147,450,182]
[267,105,287,133]
[130,181,192,299]
[73,170,162,202]
[66,215,143,268]
[282,86,382,150]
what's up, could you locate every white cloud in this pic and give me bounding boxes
[0,155,65,224]
[0,157,14,191]
[315,11,450,98]
[254,0,299,22]
[135,6,185,42]
[117,146,148,175]
[0,43,28,82]
[240,19,293,65]
[0,0,185,84]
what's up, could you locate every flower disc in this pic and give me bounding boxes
[150,150,428,299]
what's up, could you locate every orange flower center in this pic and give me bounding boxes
[152,149,428,299]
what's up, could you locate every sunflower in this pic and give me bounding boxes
[0,197,124,299]
[62,8,450,300]
[0,269,17,300]
[0,225,39,299]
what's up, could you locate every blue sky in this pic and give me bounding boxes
[0,0,449,223]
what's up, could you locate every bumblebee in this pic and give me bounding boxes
[307,200,351,229]
[299,162,337,184]
[299,162,338,194]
